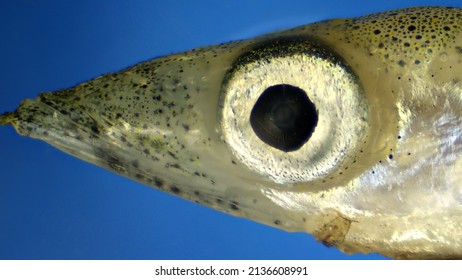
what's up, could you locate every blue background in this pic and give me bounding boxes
[1,0,459,260]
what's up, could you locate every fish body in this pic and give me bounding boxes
[2,6,462,259]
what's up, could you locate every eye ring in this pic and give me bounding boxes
[219,38,369,184]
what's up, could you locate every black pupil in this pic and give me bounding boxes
[250,84,318,152]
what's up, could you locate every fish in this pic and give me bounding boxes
[2,6,462,259]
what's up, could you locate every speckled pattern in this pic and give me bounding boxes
[349,8,458,60]
[2,7,462,259]
[305,7,462,66]
[5,39,259,214]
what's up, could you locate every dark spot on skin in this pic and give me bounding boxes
[444,26,451,31]
[408,25,416,31]
[216,198,223,204]
[388,154,394,160]
[131,160,139,168]
[170,163,181,169]
[230,201,239,210]
[398,60,406,67]
[153,95,161,101]
[135,173,144,180]
[182,124,190,131]
[274,220,281,225]
[408,152,412,156]
[170,186,181,194]
[194,190,200,196]
[154,178,164,188]
[90,124,100,134]
[194,171,200,176]
[231,160,237,165]
[373,29,381,35]
[404,42,410,47]
[398,135,402,140]
[415,60,421,64]
[167,151,178,160]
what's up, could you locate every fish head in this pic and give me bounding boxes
[2,6,462,259]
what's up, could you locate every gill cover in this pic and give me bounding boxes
[2,6,462,259]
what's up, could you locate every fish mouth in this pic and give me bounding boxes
[1,96,116,172]
[0,112,16,126]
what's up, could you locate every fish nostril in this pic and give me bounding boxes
[249,84,318,152]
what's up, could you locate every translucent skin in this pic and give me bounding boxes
[2,7,462,259]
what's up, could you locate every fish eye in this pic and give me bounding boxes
[250,84,318,152]
[220,38,370,184]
